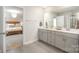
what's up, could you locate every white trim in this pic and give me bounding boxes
[23,39,38,45]
[3,7,6,53]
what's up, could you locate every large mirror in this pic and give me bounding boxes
[56,13,78,29]
[54,11,79,29]
[43,6,79,29]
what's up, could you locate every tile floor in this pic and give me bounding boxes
[7,41,65,53]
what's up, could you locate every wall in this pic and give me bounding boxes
[23,6,44,44]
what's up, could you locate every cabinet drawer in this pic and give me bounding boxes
[55,31,64,36]
[64,33,79,39]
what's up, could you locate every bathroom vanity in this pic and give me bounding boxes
[38,7,79,53]
[38,28,79,53]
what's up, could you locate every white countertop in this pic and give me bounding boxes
[39,27,79,35]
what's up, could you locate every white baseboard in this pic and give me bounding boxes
[23,39,38,45]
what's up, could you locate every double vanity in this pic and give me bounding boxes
[38,7,79,53]
[38,28,79,53]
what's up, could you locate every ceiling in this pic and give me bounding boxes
[43,6,72,13]
[20,6,79,13]
[43,7,79,13]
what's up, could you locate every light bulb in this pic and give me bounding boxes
[11,13,17,18]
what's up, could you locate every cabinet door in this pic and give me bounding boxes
[42,30,48,42]
[65,37,79,53]
[38,29,43,40]
[51,31,55,45]
[47,30,52,44]
[55,32,65,50]
[47,30,55,45]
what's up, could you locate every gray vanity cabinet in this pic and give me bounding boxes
[38,29,43,41]
[65,37,79,52]
[42,30,48,42]
[38,28,79,52]
[47,30,55,45]
[64,33,79,52]
[51,31,55,46]
[47,30,52,44]
[55,32,65,50]
[38,29,48,42]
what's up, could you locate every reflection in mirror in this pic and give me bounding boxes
[56,15,64,30]
[64,13,77,29]
[76,20,79,29]
[64,14,71,30]
[53,17,56,28]
[47,17,53,28]
[75,13,79,29]
[44,12,54,28]
[70,14,77,29]
[39,21,43,27]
